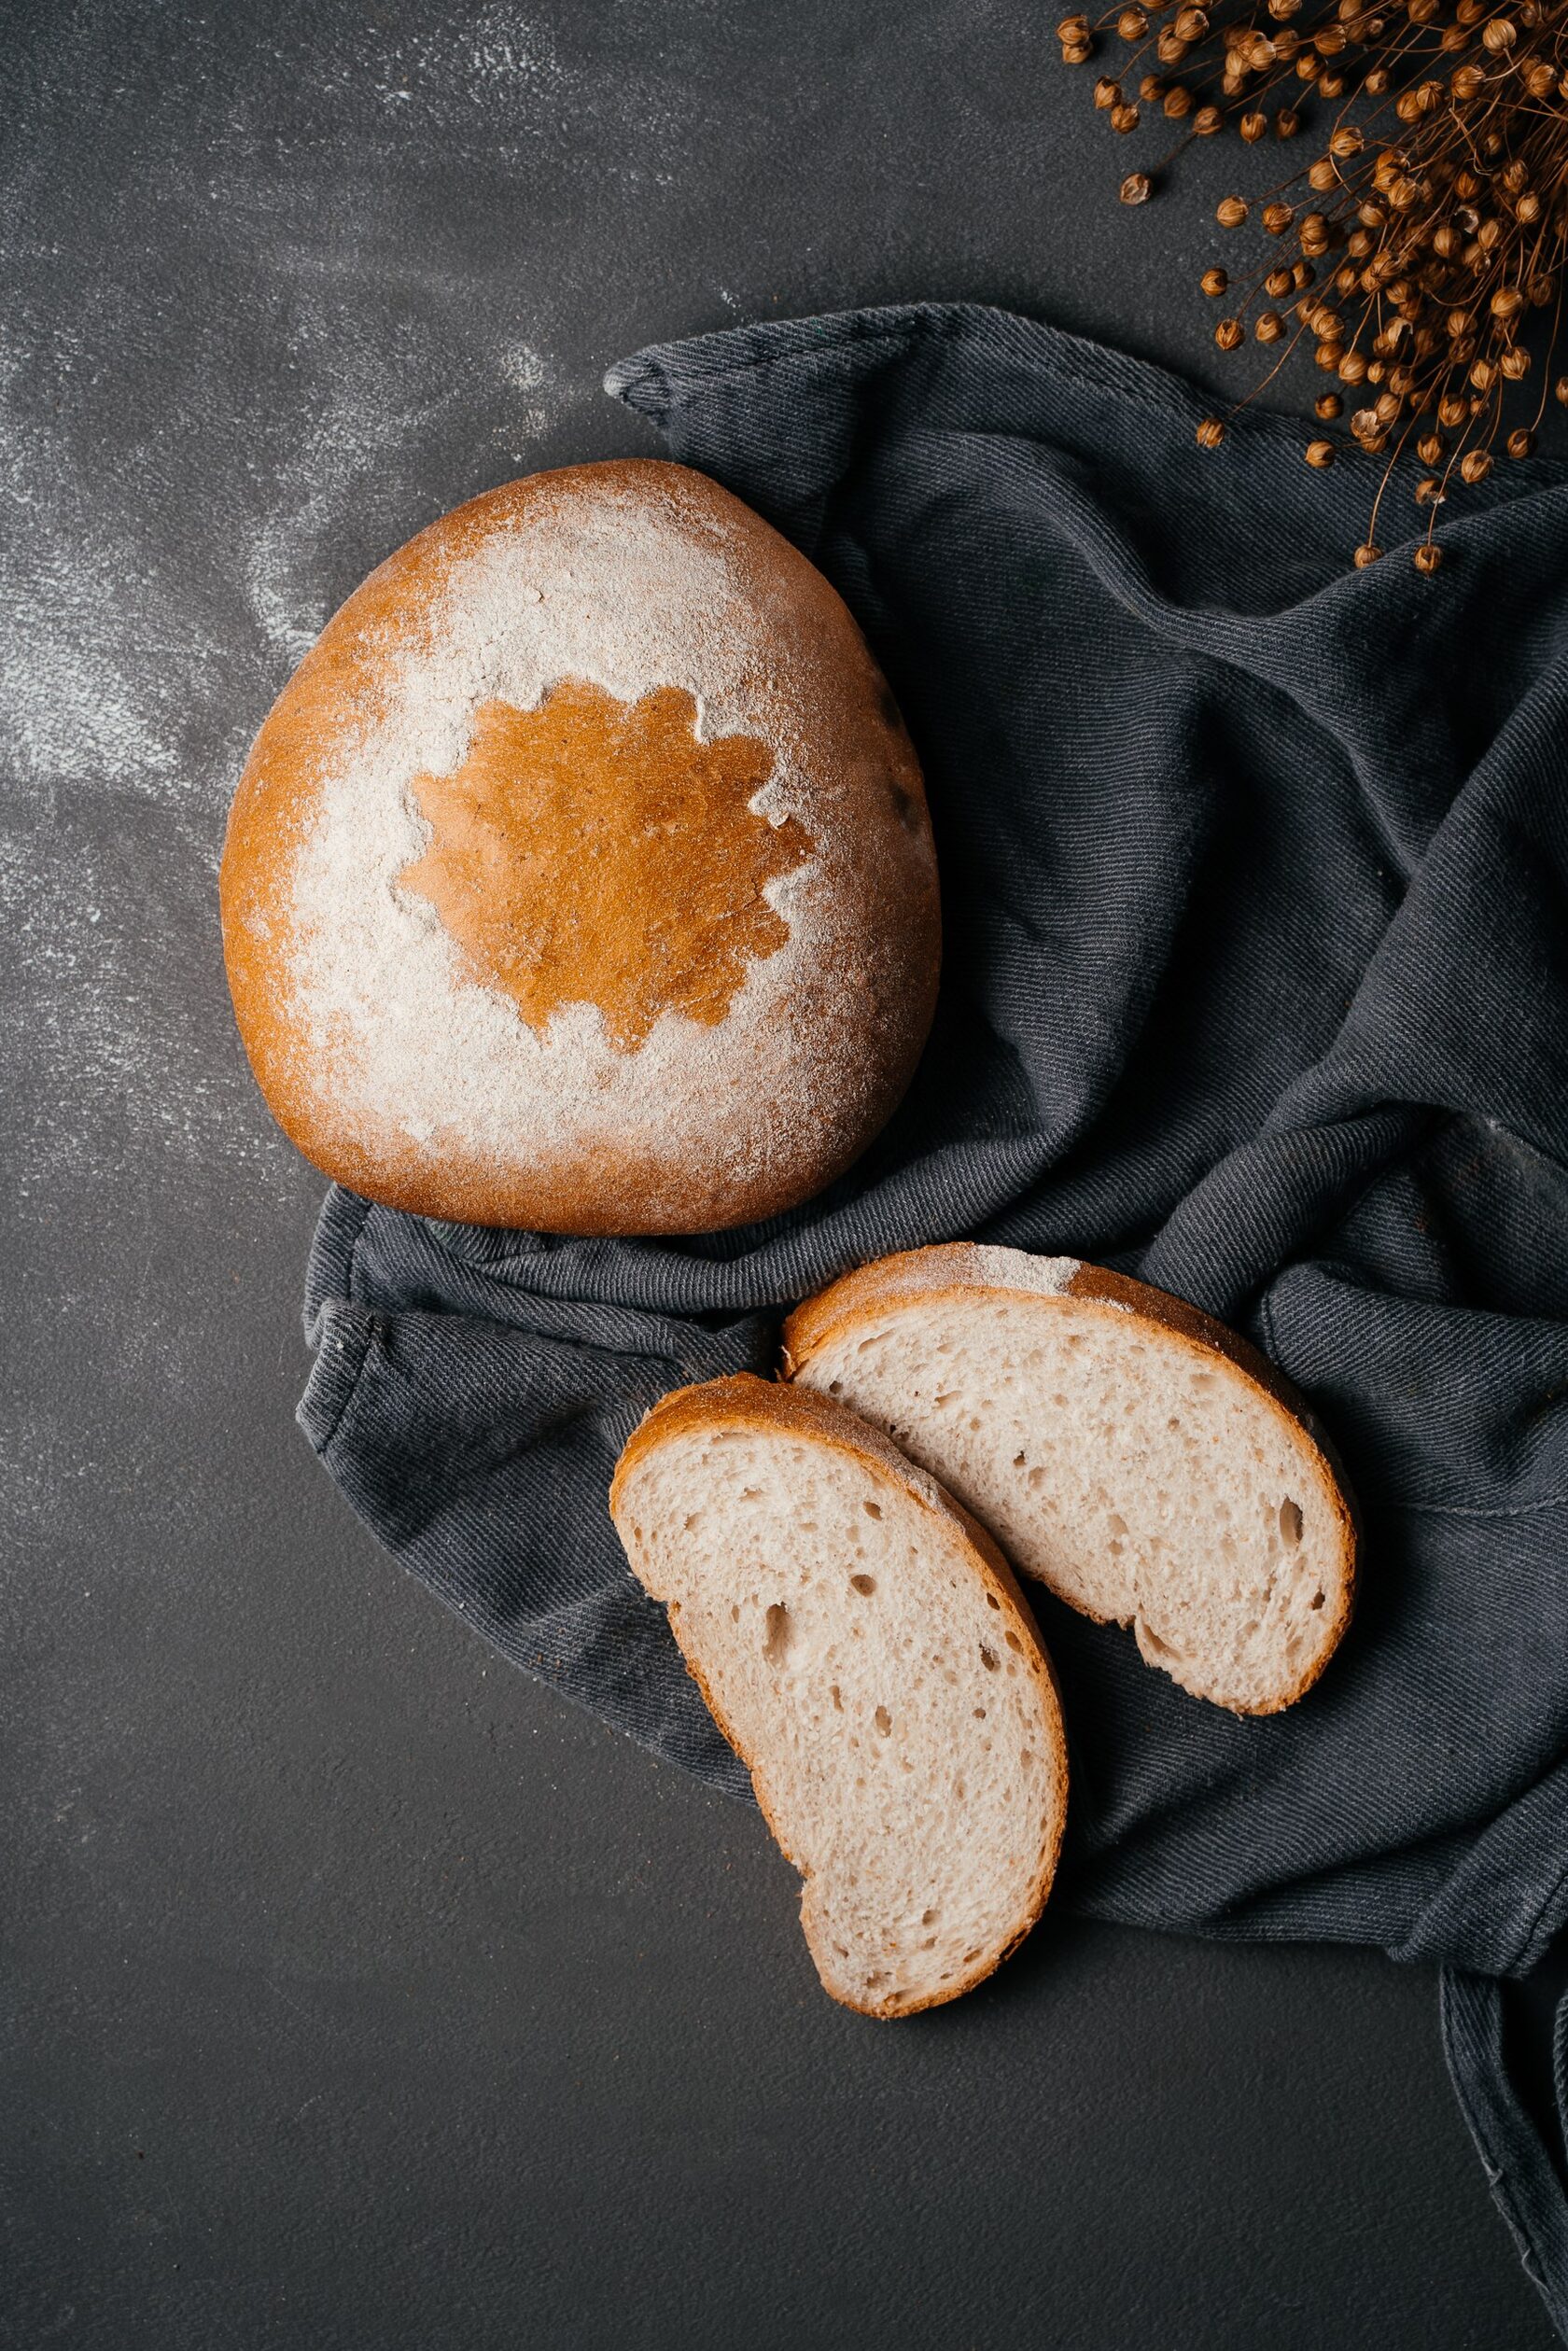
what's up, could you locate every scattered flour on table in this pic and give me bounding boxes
[0,330,194,798]
[243,344,464,671]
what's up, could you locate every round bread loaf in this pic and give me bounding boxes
[220,459,941,1232]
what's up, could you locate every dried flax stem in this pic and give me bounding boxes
[1060,0,1568,569]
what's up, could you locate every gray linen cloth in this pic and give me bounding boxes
[298,305,1568,2335]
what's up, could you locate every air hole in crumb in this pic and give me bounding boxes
[874,1705,891,1735]
[862,1500,882,1519]
[921,1908,938,1925]
[730,1603,739,1621]
[1280,1497,1304,1546]
[1004,1630,1024,1654]
[980,1645,999,1672]
[850,1573,875,1597]
[1108,1512,1128,1538]
[762,1602,792,1667]
[986,1592,1001,1612]
[973,1706,987,1720]
[1013,1452,1027,1469]
[1309,1589,1325,1611]
[830,1683,843,1710]
[740,1487,762,1501]
[828,1381,843,1396]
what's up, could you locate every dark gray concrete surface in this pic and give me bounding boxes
[3,5,1559,2345]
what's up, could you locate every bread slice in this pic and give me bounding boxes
[609,1376,1069,2017]
[783,1247,1356,1715]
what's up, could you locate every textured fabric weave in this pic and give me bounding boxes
[298,305,1568,2334]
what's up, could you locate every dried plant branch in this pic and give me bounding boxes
[1059,0,1568,569]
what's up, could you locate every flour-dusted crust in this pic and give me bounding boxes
[611,1376,1069,2018]
[221,461,941,1232]
[783,1246,1357,1714]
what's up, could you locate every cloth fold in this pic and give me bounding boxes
[299,304,1568,2333]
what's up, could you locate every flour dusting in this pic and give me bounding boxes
[965,1246,1083,1296]
[260,467,932,1209]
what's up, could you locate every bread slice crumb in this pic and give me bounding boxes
[784,1247,1356,1715]
[610,1375,1069,2015]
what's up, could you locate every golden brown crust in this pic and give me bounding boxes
[782,1246,1358,1714]
[398,680,809,1051]
[220,459,941,1234]
[609,1373,1069,2019]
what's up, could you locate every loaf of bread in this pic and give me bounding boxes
[783,1246,1356,1714]
[221,460,941,1232]
[610,1376,1069,2016]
